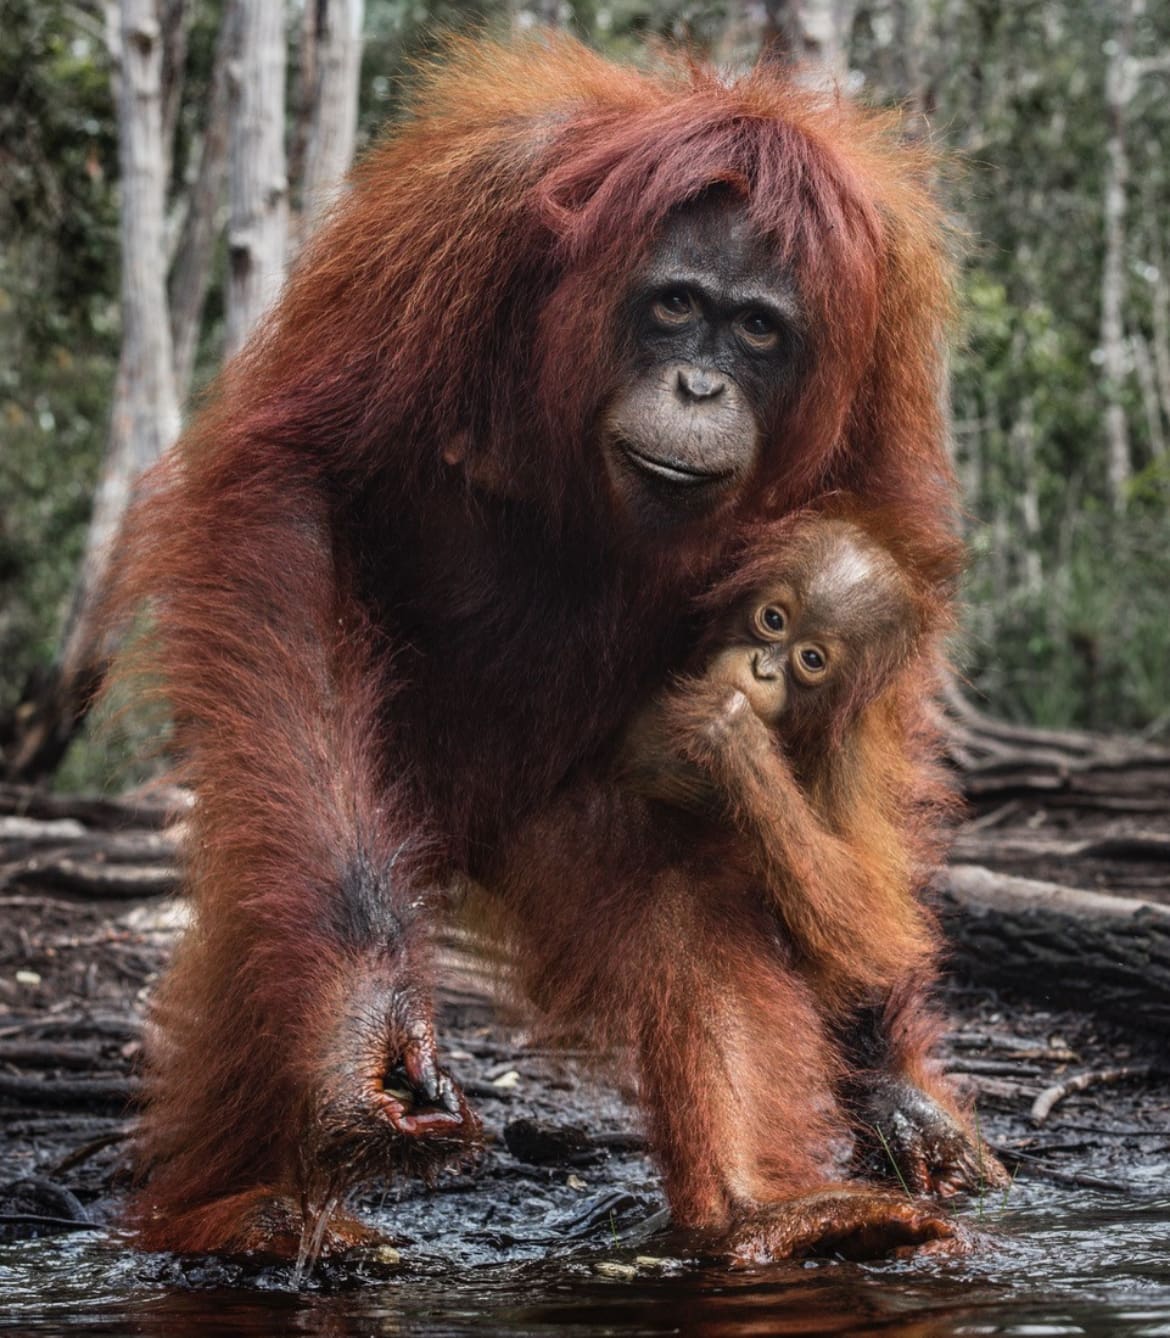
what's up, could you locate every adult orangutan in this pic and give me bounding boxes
[115,35,964,1260]
[488,505,1006,1260]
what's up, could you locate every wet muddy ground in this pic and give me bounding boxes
[1,790,1169,1335]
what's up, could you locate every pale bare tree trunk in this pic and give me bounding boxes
[158,0,189,184]
[1012,399,1043,595]
[6,0,180,780]
[1132,333,1167,461]
[288,0,319,209]
[101,0,180,544]
[225,1,288,357]
[953,406,984,515]
[169,0,235,404]
[510,0,568,29]
[1147,209,1170,433]
[991,501,1010,607]
[763,0,857,81]
[870,0,932,133]
[300,0,364,229]
[1101,0,1136,512]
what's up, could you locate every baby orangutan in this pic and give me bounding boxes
[487,507,1007,1262]
[621,511,938,1000]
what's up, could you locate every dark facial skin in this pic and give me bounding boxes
[703,521,913,730]
[603,198,801,525]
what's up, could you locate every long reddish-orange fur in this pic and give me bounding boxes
[486,506,968,1232]
[111,34,960,1255]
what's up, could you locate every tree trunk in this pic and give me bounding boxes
[158,0,188,188]
[300,0,364,230]
[1012,396,1043,595]
[1147,197,1170,433]
[169,1,235,405]
[939,865,1170,1037]
[4,0,180,782]
[1132,333,1167,460]
[890,0,932,135]
[762,0,858,81]
[1100,0,1135,512]
[92,0,182,603]
[224,1,288,358]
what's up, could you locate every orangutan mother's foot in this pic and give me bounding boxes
[723,1187,960,1265]
[130,1186,394,1263]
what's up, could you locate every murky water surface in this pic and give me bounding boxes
[2,1180,1169,1336]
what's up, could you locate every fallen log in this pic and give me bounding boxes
[944,688,1170,766]
[0,784,187,832]
[950,831,1170,866]
[0,819,178,863]
[944,692,1170,813]
[6,858,177,899]
[938,864,1170,1038]
[962,764,1170,811]
[0,1073,140,1112]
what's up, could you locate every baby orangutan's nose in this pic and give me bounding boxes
[751,650,781,681]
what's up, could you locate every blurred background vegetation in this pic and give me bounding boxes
[1,0,1168,791]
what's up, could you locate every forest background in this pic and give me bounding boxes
[1,0,1168,791]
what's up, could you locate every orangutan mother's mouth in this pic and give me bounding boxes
[619,440,734,487]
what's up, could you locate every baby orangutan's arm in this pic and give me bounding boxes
[623,679,927,1001]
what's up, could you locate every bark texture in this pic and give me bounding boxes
[225,1,288,356]
[169,1,235,404]
[301,0,364,228]
[939,865,1170,1035]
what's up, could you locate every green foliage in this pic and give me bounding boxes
[2,0,1169,767]
[0,3,119,345]
[0,1,118,716]
[933,0,1170,730]
[963,506,1170,734]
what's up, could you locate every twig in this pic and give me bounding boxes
[1015,1165,1136,1195]
[945,1058,1045,1077]
[992,1145,1138,1195]
[1031,1066,1152,1125]
[0,1213,104,1234]
[54,1126,132,1172]
[962,800,1023,832]
[0,1040,116,1071]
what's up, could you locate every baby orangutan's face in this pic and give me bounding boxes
[705,594,830,723]
[704,522,913,726]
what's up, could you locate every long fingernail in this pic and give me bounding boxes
[440,1075,460,1114]
[418,1055,440,1103]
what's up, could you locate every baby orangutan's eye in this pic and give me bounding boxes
[754,605,787,639]
[792,643,829,684]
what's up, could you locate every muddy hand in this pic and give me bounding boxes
[859,1076,1009,1197]
[314,981,479,1181]
[376,1018,470,1138]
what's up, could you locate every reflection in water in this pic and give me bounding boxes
[2,1181,1170,1337]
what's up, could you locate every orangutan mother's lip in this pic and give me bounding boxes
[619,440,734,487]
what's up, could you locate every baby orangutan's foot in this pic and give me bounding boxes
[858,1077,1010,1198]
[722,1187,959,1265]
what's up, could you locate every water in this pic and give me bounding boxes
[3,1181,1169,1336]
